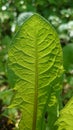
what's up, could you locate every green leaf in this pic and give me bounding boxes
[55,96,73,130]
[17,12,33,26]
[47,93,59,130]
[63,43,73,71]
[0,89,13,105]
[47,79,63,130]
[8,13,63,130]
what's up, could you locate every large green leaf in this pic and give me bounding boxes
[55,96,73,130]
[8,13,63,130]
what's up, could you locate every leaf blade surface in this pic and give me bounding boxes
[55,96,73,130]
[8,14,63,130]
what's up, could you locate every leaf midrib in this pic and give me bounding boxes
[32,35,38,130]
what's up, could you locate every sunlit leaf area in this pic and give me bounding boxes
[0,0,73,130]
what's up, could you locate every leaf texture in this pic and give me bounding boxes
[8,13,63,130]
[55,96,73,130]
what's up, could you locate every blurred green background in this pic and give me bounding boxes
[0,0,73,129]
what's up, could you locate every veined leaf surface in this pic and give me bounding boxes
[8,14,63,130]
[55,96,73,130]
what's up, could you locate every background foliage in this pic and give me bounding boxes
[0,0,73,129]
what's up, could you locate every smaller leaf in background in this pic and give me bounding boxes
[15,12,34,32]
[68,76,73,86]
[46,76,63,130]
[47,93,58,130]
[55,96,73,130]
[0,89,17,121]
[0,89,13,105]
[17,12,33,26]
[63,43,73,71]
